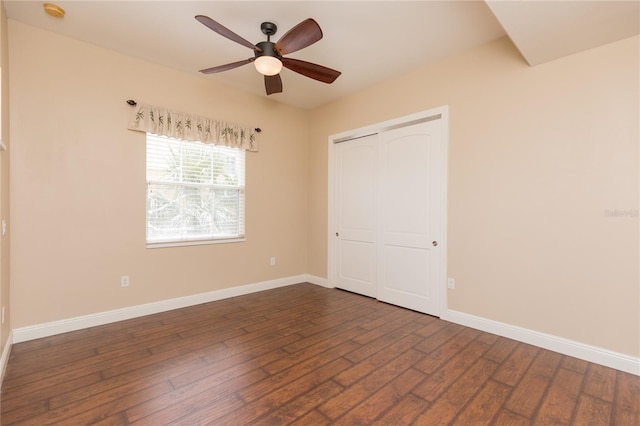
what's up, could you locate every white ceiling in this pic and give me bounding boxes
[486,0,640,66]
[4,1,639,110]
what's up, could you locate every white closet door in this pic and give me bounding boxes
[334,135,378,297]
[377,120,442,315]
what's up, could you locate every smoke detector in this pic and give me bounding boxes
[44,3,65,18]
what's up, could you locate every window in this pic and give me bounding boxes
[146,134,245,247]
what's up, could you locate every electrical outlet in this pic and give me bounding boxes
[447,278,455,289]
[270,257,276,266]
[121,275,130,287]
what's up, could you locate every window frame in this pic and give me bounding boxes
[145,134,246,249]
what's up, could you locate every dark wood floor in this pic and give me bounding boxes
[1,283,638,425]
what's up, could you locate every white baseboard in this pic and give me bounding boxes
[12,275,318,344]
[444,309,640,376]
[304,274,329,288]
[1,331,13,386]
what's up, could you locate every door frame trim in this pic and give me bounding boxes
[327,105,449,317]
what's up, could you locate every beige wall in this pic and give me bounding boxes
[309,36,639,357]
[0,1,9,355]
[9,21,309,327]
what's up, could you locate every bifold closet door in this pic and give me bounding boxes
[333,118,443,316]
[334,134,378,298]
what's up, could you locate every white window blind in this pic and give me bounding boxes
[146,134,245,246]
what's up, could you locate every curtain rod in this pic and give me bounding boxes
[126,100,262,133]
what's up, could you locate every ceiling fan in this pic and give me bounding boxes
[195,15,341,95]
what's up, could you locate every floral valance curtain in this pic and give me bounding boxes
[128,103,258,151]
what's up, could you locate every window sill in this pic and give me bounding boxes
[146,237,246,249]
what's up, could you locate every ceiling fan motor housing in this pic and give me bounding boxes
[255,41,282,61]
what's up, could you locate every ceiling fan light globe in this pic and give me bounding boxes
[254,56,282,76]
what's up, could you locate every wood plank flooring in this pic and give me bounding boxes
[1,283,638,425]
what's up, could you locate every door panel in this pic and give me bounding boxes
[383,245,430,297]
[340,240,374,285]
[377,120,442,315]
[335,135,377,297]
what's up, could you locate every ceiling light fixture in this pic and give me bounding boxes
[253,24,283,76]
[254,56,282,76]
[43,3,65,18]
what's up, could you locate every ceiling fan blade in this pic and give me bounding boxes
[195,15,261,52]
[274,18,323,55]
[199,58,254,74]
[265,74,283,95]
[282,58,341,84]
